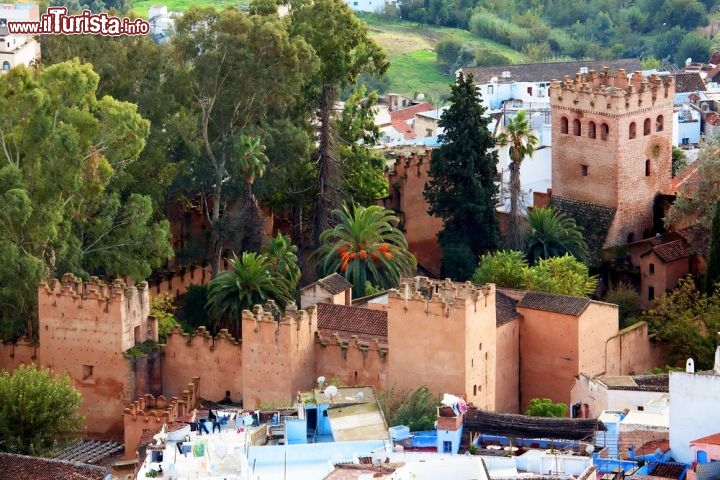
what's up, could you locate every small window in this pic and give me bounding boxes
[656,115,664,132]
[645,159,651,176]
[561,117,569,134]
[488,85,493,95]
[588,121,596,139]
[649,263,655,274]
[443,441,452,453]
[2,61,9,71]
[473,385,477,395]
[573,118,581,136]
[648,286,655,301]
[83,365,94,381]
[627,232,635,243]
[581,165,588,176]
[644,118,651,135]
[527,86,533,95]
[629,122,637,139]
[601,123,609,140]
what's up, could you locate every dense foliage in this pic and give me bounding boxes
[603,283,642,329]
[424,73,499,281]
[313,204,416,298]
[525,207,588,264]
[378,385,440,432]
[396,0,716,66]
[643,276,720,370]
[525,398,568,418]
[0,364,84,454]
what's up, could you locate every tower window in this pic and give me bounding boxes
[561,116,569,134]
[648,286,655,301]
[627,232,635,243]
[573,118,581,136]
[644,118,651,135]
[629,122,637,139]
[645,159,651,176]
[656,115,664,132]
[581,165,588,176]
[601,123,609,140]
[588,121,596,139]
[649,263,655,274]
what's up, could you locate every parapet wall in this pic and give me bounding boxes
[314,333,388,391]
[549,69,674,114]
[606,321,667,376]
[148,262,229,299]
[162,326,243,402]
[0,337,35,373]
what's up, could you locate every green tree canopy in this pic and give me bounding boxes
[0,364,84,454]
[424,72,499,281]
[643,276,720,369]
[472,250,528,289]
[525,397,568,417]
[312,204,416,298]
[525,206,588,264]
[0,60,171,340]
[378,385,440,432]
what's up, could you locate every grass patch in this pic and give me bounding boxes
[387,50,453,102]
[130,0,245,18]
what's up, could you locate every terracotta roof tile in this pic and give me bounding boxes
[317,303,387,337]
[673,72,706,93]
[461,58,641,84]
[388,102,434,123]
[517,291,590,316]
[496,289,523,326]
[691,433,720,446]
[649,239,693,263]
[0,453,110,480]
[302,273,352,295]
[635,439,670,456]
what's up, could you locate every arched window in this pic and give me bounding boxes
[644,118,651,135]
[588,121,596,139]
[629,122,637,139]
[2,61,9,71]
[656,115,664,132]
[627,232,635,243]
[561,117,569,134]
[573,118,581,136]
[645,159,651,176]
[601,123,609,140]
[649,263,655,274]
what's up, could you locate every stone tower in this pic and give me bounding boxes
[549,69,674,248]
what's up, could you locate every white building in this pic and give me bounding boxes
[344,0,396,13]
[0,3,40,72]
[669,350,720,464]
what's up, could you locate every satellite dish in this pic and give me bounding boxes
[585,444,595,454]
[317,376,326,388]
[324,385,338,400]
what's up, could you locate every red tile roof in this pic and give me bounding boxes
[0,453,110,480]
[496,289,523,326]
[668,163,699,195]
[302,273,352,295]
[635,439,670,456]
[388,102,435,140]
[317,302,387,337]
[691,433,720,446]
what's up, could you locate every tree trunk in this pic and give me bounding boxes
[313,83,339,249]
[507,160,524,250]
[211,163,224,278]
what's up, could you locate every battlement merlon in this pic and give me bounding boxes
[389,276,496,307]
[39,274,150,305]
[549,70,674,113]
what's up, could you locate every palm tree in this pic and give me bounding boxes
[525,207,589,264]
[206,251,294,338]
[312,203,417,298]
[262,233,302,292]
[496,110,539,250]
[235,135,268,252]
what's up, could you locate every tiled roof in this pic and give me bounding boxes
[707,112,720,126]
[673,72,706,93]
[517,291,590,316]
[460,58,641,84]
[691,433,720,446]
[302,273,352,295]
[647,462,687,480]
[388,102,434,123]
[496,289,524,326]
[601,374,669,392]
[317,302,387,337]
[635,439,670,456]
[0,453,110,480]
[643,239,693,263]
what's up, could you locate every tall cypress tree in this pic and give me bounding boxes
[705,201,720,294]
[423,73,499,280]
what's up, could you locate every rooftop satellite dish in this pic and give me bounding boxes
[585,444,595,454]
[317,376,326,388]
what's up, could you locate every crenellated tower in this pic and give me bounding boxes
[385,277,497,410]
[549,69,674,248]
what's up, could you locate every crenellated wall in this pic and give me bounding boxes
[37,274,157,438]
[550,69,674,246]
[123,378,199,459]
[382,150,444,276]
[0,337,36,372]
[314,333,388,390]
[241,305,317,408]
[384,277,497,410]
[162,326,243,402]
